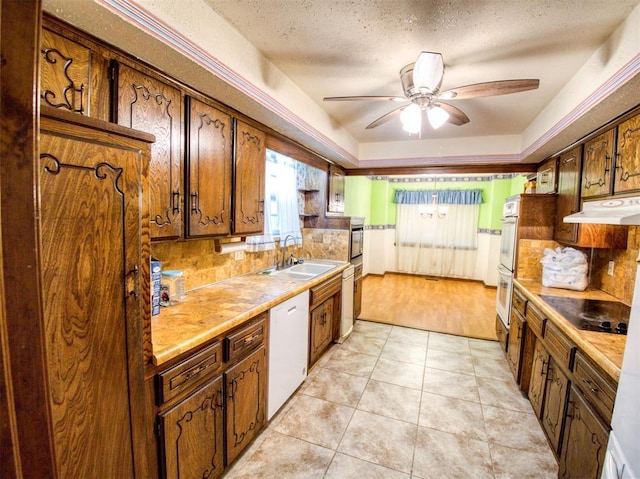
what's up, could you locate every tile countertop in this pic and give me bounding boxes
[515,279,627,383]
[151,259,349,366]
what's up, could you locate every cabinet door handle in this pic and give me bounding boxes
[172,190,181,214]
[127,265,139,298]
[582,378,600,394]
[565,401,575,419]
[604,154,611,174]
[191,192,199,213]
[541,358,548,376]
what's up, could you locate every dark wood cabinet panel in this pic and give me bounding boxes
[581,129,615,198]
[615,112,640,194]
[310,298,334,367]
[158,376,225,479]
[186,96,233,237]
[114,62,183,240]
[541,358,570,455]
[354,263,363,319]
[559,387,609,479]
[327,164,345,214]
[529,339,548,419]
[495,316,508,352]
[233,120,266,235]
[507,310,525,383]
[536,157,558,194]
[554,146,582,244]
[39,108,153,478]
[225,345,267,465]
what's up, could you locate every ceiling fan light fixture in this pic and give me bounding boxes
[427,105,449,129]
[413,51,444,93]
[400,104,422,133]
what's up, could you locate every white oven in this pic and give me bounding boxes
[496,195,520,328]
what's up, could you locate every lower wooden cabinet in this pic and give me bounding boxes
[507,310,525,382]
[158,376,225,479]
[225,346,267,465]
[541,357,570,455]
[310,297,334,366]
[155,315,267,479]
[559,386,609,479]
[354,263,363,319]
[529,339,548,419]
[495,315,508,352]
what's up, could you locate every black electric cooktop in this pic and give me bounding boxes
[540,295,630,335]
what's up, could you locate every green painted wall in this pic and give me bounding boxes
[345,174,527,231]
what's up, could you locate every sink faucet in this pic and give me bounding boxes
[278,234,297,270]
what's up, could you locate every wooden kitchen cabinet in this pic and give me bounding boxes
[581,128,615,198]
[40,27,110,119]
[225,345,267,465]
[233,119,266,235]
[113,62,183,241]
[158,376,225,479]
[541,356,570,455]
[185,95,233,237]
[310,298,334,366]
[353,262,363,319]
[495,315,508,352]
[536,157,558,194]
[506,309,526,383]
[614,112,640,194]
[559,386,609,479]
[327,164,346,214]
[554,145,582,244]
[39,107,154,478]
[529,339,549,419]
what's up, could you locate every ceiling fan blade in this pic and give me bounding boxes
[438,79,540,100]
[436,103,470,126]
[323,95,406,102]
[413,51,444,92]
[366,104,408,129]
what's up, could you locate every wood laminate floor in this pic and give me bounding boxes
[359,273,498,341]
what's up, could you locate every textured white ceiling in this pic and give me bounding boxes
[203,0,639,143]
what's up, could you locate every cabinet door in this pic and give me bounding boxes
[614,113,640,194]
[536,157,558,194]
[186,96,232,237]
[233,119,266,235]
[528,339,548,419]
[507,310,525,382]
[554,146,582,244]
[310,298,334,366]
[40,29,91,116]
[581,129,614,198]
[39,116,149,478]
[114,63,183,240]
[327,164,345,214]
[158,376,225,479]
[225,345,267,465]
[559,386,609,479]
[354,276,362,319]
[541,358,570,455]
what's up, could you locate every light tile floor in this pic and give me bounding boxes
[223,320,558,479]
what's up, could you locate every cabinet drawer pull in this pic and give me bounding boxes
[172,190,181,213]
[183,364,207,381]
[243,334,259,345]
[582,378,600,394]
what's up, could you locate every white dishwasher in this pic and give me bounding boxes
[268,290,309,420]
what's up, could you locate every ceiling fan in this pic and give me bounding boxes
[323,51,539,133]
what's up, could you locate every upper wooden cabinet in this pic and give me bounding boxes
[40,28,110,120]
[185,96,233,237]
[327,164,346,214]
[233,120,266,235]
[581,128,615,198]
[614,112,640,194]
[536,157,558,194]
[554,146,582,244]
[113,62,183,241]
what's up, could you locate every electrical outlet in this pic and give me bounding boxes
[607,261,615,276]
[234,250,244,261]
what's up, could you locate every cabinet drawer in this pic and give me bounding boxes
[225,314,266,363]
[525,303,545,339]
[512,287,527,317]
[310,274,342,307]
[544,321,575,371]
[157,340,223,405]
[573,351,616,425]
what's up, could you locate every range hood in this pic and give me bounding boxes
[564,196,640,225]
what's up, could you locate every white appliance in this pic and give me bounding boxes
[602,252,640,479]
[496,195,520,328]
[339,264,355,342]
[267,290,309,420]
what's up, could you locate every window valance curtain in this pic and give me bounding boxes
[393,189,483,205]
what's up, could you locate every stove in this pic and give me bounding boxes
[540,295,630,334]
